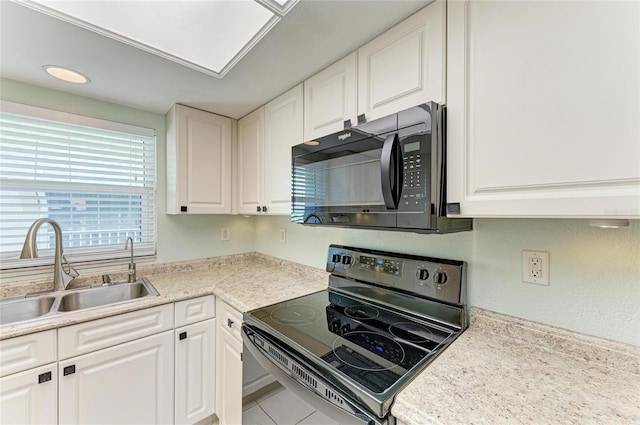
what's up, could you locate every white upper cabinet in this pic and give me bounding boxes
[264,84,304,214]
[236,107,265,214]
[446,0,640,218]
[304,53,357,141]
[358,0,445,122]
[237,84,303,215]
[166,104,232,214]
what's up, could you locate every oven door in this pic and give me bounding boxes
[242,324,389,425]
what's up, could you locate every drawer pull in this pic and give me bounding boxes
[38,372,52,384]
[63,365,76,376]
[179,331,187,341]
[227,318,234,328]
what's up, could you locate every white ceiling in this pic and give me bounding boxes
[0,0,431,120]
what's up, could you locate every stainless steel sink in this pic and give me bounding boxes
[58,281,156,312]
[0,296,56,325]
[0,278,159,326]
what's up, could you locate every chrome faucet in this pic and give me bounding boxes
[124,237,136,283]
[20,218,79,291]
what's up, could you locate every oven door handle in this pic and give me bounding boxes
[242,326,383,425]
[381,133,402,210]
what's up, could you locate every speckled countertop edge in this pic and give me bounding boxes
[0,252,329,340]
[391,307,640,425]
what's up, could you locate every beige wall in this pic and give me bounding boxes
[2,78,638,346]
[254,215,640,346]
[0,78,256,273]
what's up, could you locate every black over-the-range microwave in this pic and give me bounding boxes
[291,102,472,234]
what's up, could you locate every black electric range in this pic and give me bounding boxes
[243,245,467,425]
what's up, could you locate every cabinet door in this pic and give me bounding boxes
[304,53,357,140]
[237,107,265,215]
[358,1,445,122]
[0,363,57,425]
[215,326,243,425]
[59,331,174,424]
[264,84,303,215]
[166,104,232,214]
[446,0,640,217]
[175,319,215,425]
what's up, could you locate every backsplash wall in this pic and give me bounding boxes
[254,216,640,346]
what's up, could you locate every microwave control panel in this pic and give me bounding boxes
[401,139,428,212]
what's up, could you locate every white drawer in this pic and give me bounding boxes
[58,304,174,360]
[0,330,57,377]
[175,295,215,328]
[217,299,243,342]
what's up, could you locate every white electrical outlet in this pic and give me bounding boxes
[279,228,286,243]
[221,227,230,241]
[522,250,549,285]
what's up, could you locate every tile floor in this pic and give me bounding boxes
[242,385,338,425]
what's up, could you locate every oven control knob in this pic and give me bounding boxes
[329,319,341,333]
[433,271,448,285]
[416,268,429,280]
[341,255,352,265]
[331,254,342,263]
[340,324,351,335]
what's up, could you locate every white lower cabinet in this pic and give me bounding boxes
[0,363,57,425]
[175,296,216,425]
[1,296,219,425]
[0,329,57,425]
[215,299,244,425]
[58,330,175,424]
[215,324,243,425]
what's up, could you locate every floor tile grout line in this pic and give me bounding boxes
[294,409,318,425]
[256,402,279,425]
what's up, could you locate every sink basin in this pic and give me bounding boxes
[0,278,159,326]
[58,279,159,312]
[0,296,56,325]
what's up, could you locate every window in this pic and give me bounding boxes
[0,101,156,270]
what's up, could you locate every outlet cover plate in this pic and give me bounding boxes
[221,227,230,241]
[522,250,549,285]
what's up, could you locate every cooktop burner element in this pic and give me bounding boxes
[270,304,322,326]
[243,244,468,424]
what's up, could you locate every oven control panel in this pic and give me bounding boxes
[327,244,466,306]
[358,255,402,276]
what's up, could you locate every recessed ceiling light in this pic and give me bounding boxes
[43,65,90,84]
[588,219,630,228]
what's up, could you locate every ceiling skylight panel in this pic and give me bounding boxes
[17,0,297,78]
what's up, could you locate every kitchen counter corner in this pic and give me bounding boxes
[392,308,640,425]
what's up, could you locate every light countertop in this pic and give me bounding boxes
[0,252,328,340]
[2,253,638,424]
[391,308,640,425]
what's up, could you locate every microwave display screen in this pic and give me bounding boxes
[404,141,420,153]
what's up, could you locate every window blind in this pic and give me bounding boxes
[0,101,156,270]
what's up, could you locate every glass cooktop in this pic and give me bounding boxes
[246,289,455,394]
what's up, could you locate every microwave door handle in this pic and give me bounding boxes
[381,133,400,209]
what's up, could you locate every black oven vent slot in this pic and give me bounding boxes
[325,388,345,406]
[268,346,289,367]
[292,363,317,389]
